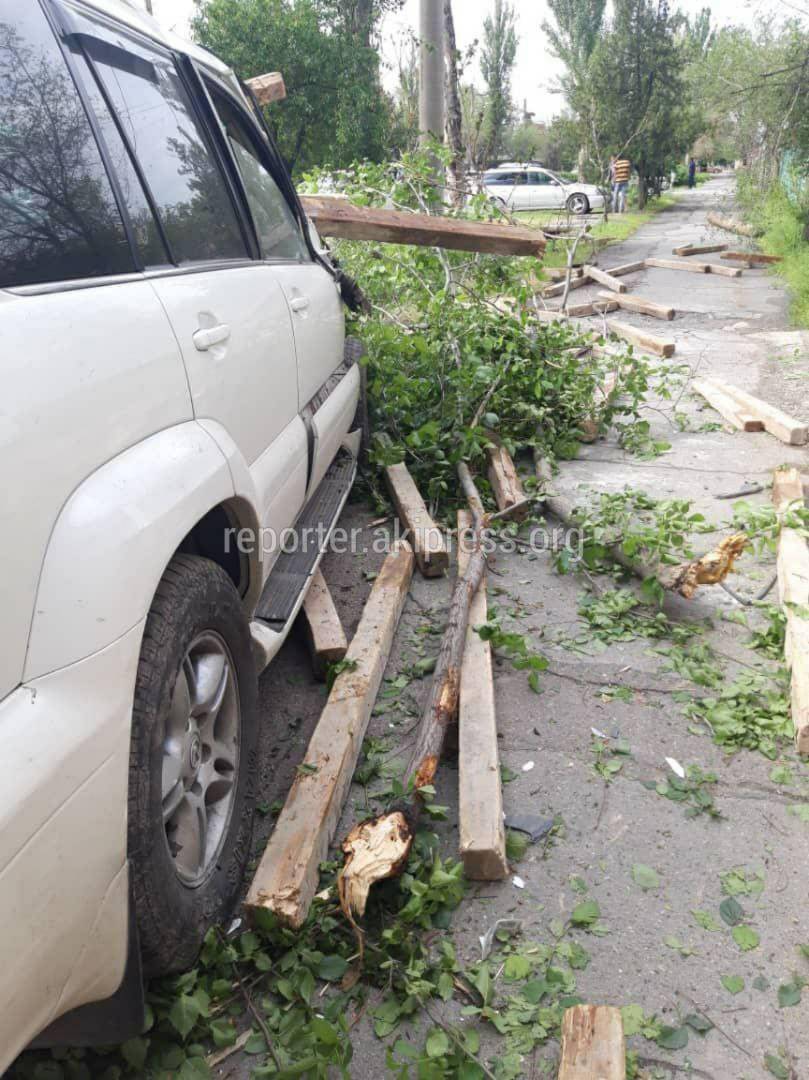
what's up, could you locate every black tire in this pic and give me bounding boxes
[567,193,590,215]
[128,554,258,977]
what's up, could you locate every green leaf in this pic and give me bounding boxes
[719,896,745,926]
[685,1013,713,1034]
[310,1017,340,1046]
[503,954,531,981]
[753,975,770,991]
[631,863,660,891]
[656,1025,689,1050]
[692,909,721,932]
[620,1005,645,1037]
[120,1038,149,1071]
[168,990,209,1040]
[764,1052,791,1079]
[209,1019,237,1049]
[732,925,760,951]
[778,979,804,1008]
[570,899,601,927]
[721,974,745,995]
[425,1028,450,1059]
[505,829,530,862]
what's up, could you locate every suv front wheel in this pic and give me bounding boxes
[128,554,258,976]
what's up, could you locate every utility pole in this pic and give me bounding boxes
[419,0,445,145]
[144,0,153,12]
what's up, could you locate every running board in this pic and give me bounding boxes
[253,449,356,629]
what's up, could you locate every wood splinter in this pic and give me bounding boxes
[558,1005,625,1080]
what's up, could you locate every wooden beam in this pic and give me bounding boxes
[301,567,348,681]
[708,378,808,445]
[706,262,743,278]
[597,290,674,321]
[707,210,760,237]
[542,274,593,298]
[606,319,675,357]
[457,510,509,880]
[772,469,809,755]
[300,196,546,257]
[601,260,646,277]
[721,251,782,265]
[564,298,618,317]
[558,1005,626,1080]
[245,71,286,105]
[384,461,448,578]
[673,242,728,256]
[645,257,710,274]
[487,442,528,520]
[692,379,763,431]
[245,542,414,927]
[545,266,584,281]
[583,264,627,293]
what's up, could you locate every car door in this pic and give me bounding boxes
[203,79,348,495]
[68,7,307,543]
[527,171,555,209]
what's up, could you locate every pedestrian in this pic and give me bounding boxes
[612,155,631,212]
[688,157,696,189]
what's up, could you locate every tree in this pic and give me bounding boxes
[192,0,394,172]
[480,0,517,164]
[584,0,688,206]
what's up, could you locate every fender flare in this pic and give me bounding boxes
[24,422,255,681]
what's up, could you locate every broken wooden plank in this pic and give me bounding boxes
[245,542,414,927]
[772,468,809,755]
[721,251,782,265]
[245,71,286,105]
[692,379,763,431]
[601,260,646,277]
[706,378,808,445]
[673,242,728,256]
[302,567,348,681]
[300,196,546,257]
[564,299,618,318]
[705,262,743,278]
[606,319,675,357]
[542,273,593,298]
[558,1005,625,1080]
[597,290,674,321]
[384,461,448,578]
[583,264,627,293]
[457,510,509,880]
[487,442,528,520]
[645,256,710,274]
[546,265,584,281]
[707,210,761,237]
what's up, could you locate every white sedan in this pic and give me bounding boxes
[483,165,605,214]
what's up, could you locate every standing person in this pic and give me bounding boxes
[613,155,631,212]
[688,156,697,189]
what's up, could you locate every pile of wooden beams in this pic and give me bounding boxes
[693,377,808,445]
[772,468,809,756]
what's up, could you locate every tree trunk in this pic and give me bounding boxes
[443,0,465,206]
[577,145,586,182]
[637,162,647,210]
[419,0,445,143]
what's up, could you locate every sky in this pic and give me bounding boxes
[147,0,779,124]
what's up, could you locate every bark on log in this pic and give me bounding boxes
[707,211,762,237]
[534,452,748,597]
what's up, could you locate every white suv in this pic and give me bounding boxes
[483,164,606,214]
[0,0,360,1064]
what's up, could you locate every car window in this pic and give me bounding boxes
[71,10,247,265]
[485,172,524,186]
[208,86,308,262]
[0,1,135,289]
[528,172,552,185]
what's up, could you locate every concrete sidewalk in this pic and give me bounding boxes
[243,176,808,1080]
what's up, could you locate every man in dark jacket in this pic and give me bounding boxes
[688,157,697,188]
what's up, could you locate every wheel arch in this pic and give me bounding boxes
[24,423,262,682]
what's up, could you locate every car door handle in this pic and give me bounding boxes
[192,323,230,351]
[289,296,310,313]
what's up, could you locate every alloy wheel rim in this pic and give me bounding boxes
[161,631,240,886]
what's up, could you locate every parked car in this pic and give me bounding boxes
[0,0,360,1066]
[482,164,606,214]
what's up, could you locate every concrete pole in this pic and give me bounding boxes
[419,0,445,144]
